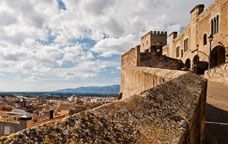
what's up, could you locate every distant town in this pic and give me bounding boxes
[0,92,117,136]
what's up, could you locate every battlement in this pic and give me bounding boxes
[140,31,167,53]
[141,31,167,39]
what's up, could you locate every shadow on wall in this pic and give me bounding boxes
[192,55,209,75]
[205,104,228,144]
[140,52,184,70]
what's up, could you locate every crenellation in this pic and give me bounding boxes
[140,30,167,52]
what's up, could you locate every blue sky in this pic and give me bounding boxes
[0,0,212,91]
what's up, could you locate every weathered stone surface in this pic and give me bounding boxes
[121,46,184,71]
[205,62,228,85]
[121,46,141,68]
[140,31,167,53]
[140,53,184,70]
[121,67,187,98]
[0,72,207,144]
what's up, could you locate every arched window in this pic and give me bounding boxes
[211,19,213,34]
[211,15,219,35]
[203,34,207,45]
[213,18,216,35]
[216,15,219,33]
[184,38,189,52]
[176,46,180,58]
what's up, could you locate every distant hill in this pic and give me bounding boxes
[55,85,120,94]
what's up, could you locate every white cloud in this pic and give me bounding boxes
[92,34,138,57]
[0,0,213,90]
[0,11,17,27]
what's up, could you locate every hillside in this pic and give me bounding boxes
[55,85,120,94]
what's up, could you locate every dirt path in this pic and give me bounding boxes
[205,81,228,144]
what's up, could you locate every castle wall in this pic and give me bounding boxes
[140,52,184,70]
[121,45,140,68]
[120,67,187,98]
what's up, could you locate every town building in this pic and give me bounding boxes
[0,109,32,136]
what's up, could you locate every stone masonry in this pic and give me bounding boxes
[164,0,228,73]
[141,31,167,53]
[205,62,228,84]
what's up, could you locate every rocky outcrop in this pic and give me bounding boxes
[1,71,207,144]
[205,62,228,85]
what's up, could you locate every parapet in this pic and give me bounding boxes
[141,31,167,39]
[121,67,187,97]
[140,31,167,53]
[121,45,141,67]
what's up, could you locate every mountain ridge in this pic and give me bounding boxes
[55,84,120,94]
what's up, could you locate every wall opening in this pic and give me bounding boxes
[193,55,200,73]
[176,46,180,58]
[4,126,11,135]
[210,46,225,68]
[211,15,219,35]
[203,34,207,45]
[192,55,208,74]
[184,38,189,52]
[185,59,191,70]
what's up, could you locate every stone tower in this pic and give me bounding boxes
[140,31,167,53]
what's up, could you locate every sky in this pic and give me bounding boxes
[0,0,213,91]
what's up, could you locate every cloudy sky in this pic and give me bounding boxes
[0,0,212,91]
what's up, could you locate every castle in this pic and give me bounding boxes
[1,0,227,143]
[122,0,228,74]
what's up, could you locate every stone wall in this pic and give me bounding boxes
[140,52,184,70]
[121,67,186,98]
[204,62,228,85]
[121,45,140,68]
[0,69,207,144]
[0,120,27,136]
[121,47,184,71]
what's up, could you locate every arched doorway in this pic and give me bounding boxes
[210,46,225,68]
[185,59,191,70]
[192,55,208,74]
[192,55,199,73]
